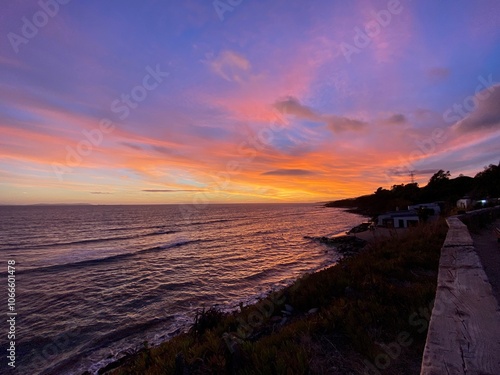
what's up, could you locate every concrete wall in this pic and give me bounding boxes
[420,211,500,375]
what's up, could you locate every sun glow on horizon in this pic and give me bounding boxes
[1,1,499,205]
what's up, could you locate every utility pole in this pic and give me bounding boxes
[409,170,415,184]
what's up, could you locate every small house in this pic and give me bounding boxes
[377,210,419,228]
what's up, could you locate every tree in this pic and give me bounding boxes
[428,170,450,185]
[420,170,452,203]
[472,162,500,198]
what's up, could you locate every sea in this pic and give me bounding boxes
[0,203,363,374]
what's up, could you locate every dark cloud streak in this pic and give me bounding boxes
[142,189,205,193]
[262,169,315,176]
[384,113,406,125]
[453,84,500,134]
[274,96,367,133]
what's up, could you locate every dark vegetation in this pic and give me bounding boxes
[108,221,447,375]
[326,163,500,216]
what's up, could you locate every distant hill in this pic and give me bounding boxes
[326,162,500,217]
[27,203,94,206]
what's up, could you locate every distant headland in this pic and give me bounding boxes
[325,163,500,217]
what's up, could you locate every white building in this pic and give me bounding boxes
[377,211,419,228]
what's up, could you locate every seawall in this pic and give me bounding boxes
[420,207,500,374]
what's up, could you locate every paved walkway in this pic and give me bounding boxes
[471,219,500,305]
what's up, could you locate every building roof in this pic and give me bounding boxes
[379,210,419,218]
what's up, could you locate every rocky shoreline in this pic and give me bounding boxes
[92,232,368,374]
[94,222,447,374]
[303,234,367,256]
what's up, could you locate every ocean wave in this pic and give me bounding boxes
[107,224,169,232]
[38,315,178,375]
[15,239,208,275]
[241,268,273,282]
[179,218,232,226]
[2,229,180,251]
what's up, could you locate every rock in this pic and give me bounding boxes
[307,308,319,314]
[346,222,372,234]
[304,235,367,254]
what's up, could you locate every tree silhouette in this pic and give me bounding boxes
[472,162,500,198]
[428,170,450,185]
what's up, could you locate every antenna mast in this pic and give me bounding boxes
[409,170,415,184]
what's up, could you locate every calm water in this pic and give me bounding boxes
[0,204,362,374]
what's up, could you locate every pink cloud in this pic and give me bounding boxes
[208,50,251,82]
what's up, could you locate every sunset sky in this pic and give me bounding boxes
[1,0,499,204]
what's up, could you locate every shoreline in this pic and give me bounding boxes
[86,232,362,375]
[89,231,367,375]
[94,221,446,374]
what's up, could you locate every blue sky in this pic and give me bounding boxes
[1,0,499,204]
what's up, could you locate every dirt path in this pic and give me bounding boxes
[471,219,500,305]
